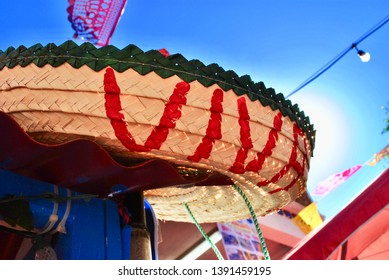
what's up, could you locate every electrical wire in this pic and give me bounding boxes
[286,13,389,99]
[353,13,389,45]
[286,46,352,98]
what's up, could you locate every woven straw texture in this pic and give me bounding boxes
[0,42,315,223]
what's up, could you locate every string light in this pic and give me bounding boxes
[353,45,371,62]
[286,13,389,98]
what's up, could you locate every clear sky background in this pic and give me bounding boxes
[1,0,388,219]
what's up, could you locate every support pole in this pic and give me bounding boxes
[123,192,151,260]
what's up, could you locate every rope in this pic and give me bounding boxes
[232,184,271,260]
[183,202,224,260]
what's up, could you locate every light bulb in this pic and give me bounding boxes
[358,50,371,62]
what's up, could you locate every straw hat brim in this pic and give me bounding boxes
[0,41,315,223]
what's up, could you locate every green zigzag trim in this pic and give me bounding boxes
[0,40,315,151]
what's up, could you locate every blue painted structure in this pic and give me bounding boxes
[0,169,156,260]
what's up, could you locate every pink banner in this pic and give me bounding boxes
[312,164,363,197]
[67,0,127,46]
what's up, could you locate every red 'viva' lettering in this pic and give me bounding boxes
[103,67,306,189]
[104,68,190,152]
[187,88,224,162]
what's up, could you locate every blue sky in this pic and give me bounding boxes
[1,0,388,219]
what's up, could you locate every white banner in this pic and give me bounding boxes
[0,260,386,280]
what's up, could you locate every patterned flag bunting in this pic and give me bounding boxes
[312,144,388,198]
[292,202,323,235]
[367,144,389,166]
[67,0,127,46]
[312,164,363,197]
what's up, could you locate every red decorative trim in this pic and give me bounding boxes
[187,89,224,162]
[118,200,132,225]
[104,68,151,152]
[257,165,291,187]
[229,97,253,174]
[245,112,283,173]
[104,68,190,152]
[269,176,299,194]
[266,123,305,193]
[144,82,190,149]
[273,112,283,131]
[103,68,308,192]
[266,207,281,213]
[158,48,170,57]
[290,124,304,176]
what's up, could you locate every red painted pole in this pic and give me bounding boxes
[0,231,24,259]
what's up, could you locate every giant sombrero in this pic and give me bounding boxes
[0,41,315,223]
